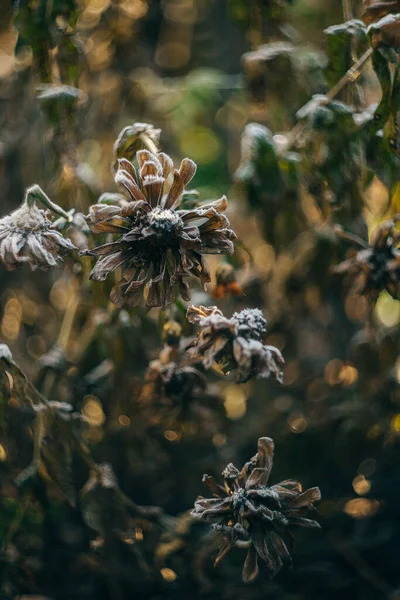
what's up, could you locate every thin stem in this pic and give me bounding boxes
[25,185,71,220]
[327,48,373,101]
[342,0,353,21]
[57,291,80,351]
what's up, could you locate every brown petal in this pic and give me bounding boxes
[115,168,147,202]
[163,170,184,210]
[137,149,162,174]
[269,532,292,566]
[245,468,269,489]
[82,241,124,256]
[117,158,138,182]
[242,544,259,583]
[89,252,131,281]
[179,158,197,186]
[254,437,274,483]
[214,543,232,567]
[202,474,227,498]
[158,152,174,180]
[291,487,321,508]
[288,516,321,529]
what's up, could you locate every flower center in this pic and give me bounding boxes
[232,308,267,340]
[8,205,48,232]
[148,207,183,238]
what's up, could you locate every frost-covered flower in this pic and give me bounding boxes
[333,219,400,302]
[186,306,284,383]
[191,437,321,583]
[82,151,236,308]
[0,185,76,271]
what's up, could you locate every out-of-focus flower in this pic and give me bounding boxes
[162,320,182,348]
[140,322,224,436]
[333,218,400,302]
[212,263,244,299]
[83,151,236,308]
[362,1,400,25]
[186,306,284,383]
[191,437,321,582]
[0,185,76,271]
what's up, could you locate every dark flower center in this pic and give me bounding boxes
[147,208,184,241]
[232,308,267,340]
[368,245,398,285]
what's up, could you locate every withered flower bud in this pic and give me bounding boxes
[0,185,76,271]
[212,262,244,299]
[191,437,321,583]
[162,320,182,347]
[333,218,400,302]
[113,122,161,170]
[82,151,236,308]
[186,306,284,383]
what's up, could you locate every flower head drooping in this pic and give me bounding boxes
[140,320,224,436]
[186,306,284,384]
[191,437,321,583]
[333,219,400,303]
[83,151,236,308]
[0,185,76,271]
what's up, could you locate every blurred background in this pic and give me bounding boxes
[1,1,400,599]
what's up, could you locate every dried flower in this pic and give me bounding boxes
[140,339,224,436]
[333,219,400,302]
[113,122,161,169]
[0,185,76,271]
[186,306,284,383]
[83,151,236,308]
[212,263,244,299]
[191,437,321,583]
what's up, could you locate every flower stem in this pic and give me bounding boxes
[25,184,72,220]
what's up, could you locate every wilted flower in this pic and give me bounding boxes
[191,437,321,582]
[333,218,400,302]
[0,185,76,271]
[212,263,244,299]
[186,306,284,383]
[83,151,236,308]
[140,324,224,435]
